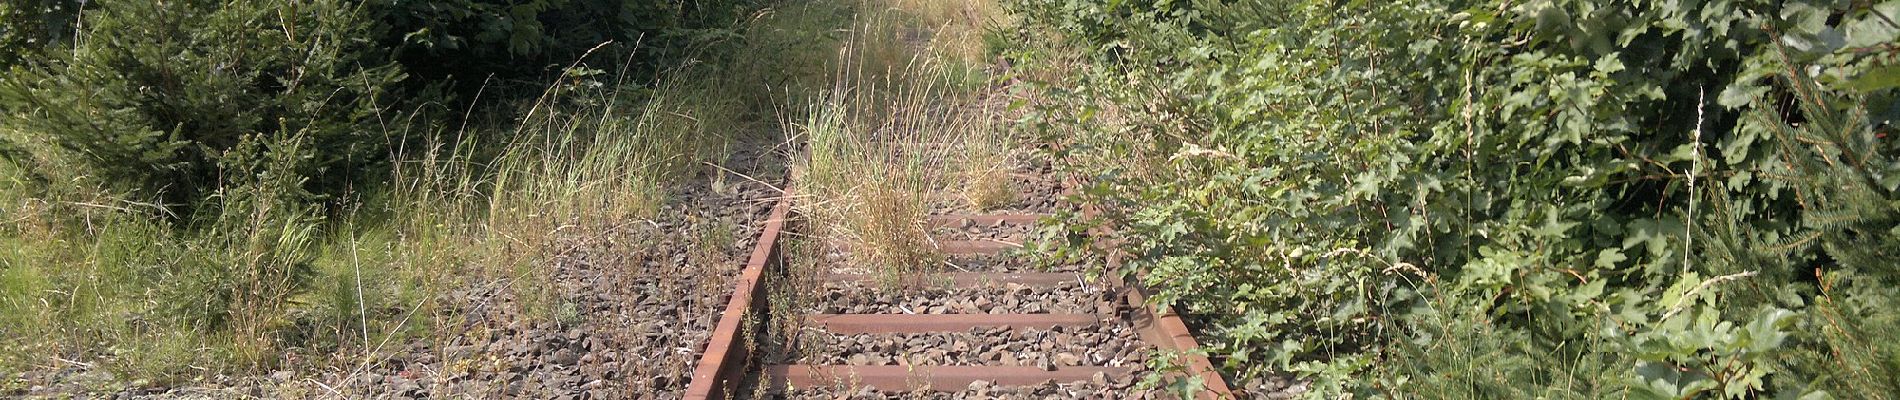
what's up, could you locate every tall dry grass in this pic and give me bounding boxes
[791,0,1011,283]
[0,58,754,385]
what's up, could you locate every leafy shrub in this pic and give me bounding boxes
[1011,0,1900,397]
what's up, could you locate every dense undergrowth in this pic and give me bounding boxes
[0,0,790,386]
[0,0,1020,390]
[1008,0,1898,397]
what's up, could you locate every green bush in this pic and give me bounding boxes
[0,0,773,385]
[0,0,404,213]
[1012,0,1900,397]
[371,0,754,91]
[0,133,323,380]
[0,0,758,215]
[0,0,76,70]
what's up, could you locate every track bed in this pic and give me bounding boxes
[685,157,1235,399]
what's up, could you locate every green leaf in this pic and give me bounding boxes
[1845,66,1900,93]
[1595,53,1626,74]
[1842,2,1900,49]
[1719,83,1771,108]
[1633,361,1716,399]
[1595,248,1628,269]
[1660,272,1703,313]
[1530,207,1579,239]
[1740,308,1796,353]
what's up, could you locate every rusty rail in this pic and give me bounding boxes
[683,193,793,400]
[1109,254,1236,398]
[1076,178,1236,398]
[686,179,1233,397]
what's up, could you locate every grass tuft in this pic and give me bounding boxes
[791,0,1010,284]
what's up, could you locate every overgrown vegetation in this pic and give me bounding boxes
[1009,0,1899,397]
[26,0,1881,397]
[0,0,1025,389]
[790,0,1009,285]
[0,0,764,387]
[0,0,76,70]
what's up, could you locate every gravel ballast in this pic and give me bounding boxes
[795,323,1150,369]
[779,379,1146,399]
[811,279,1111,315]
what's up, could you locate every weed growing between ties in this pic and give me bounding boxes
[955,106,1017,212]
[789,0,1014,287]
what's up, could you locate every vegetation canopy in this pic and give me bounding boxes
[1008,0,1899,397]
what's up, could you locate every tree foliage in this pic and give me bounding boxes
[372,0,752,90]
[0,0,76,69]
[0,0,402,211]
[1011,0,1900,397]
[0,0,754,214]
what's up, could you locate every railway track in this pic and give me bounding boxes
[682,184,1231,398]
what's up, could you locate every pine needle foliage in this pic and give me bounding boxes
[0,0,403,212]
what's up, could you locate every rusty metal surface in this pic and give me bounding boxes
[764,365,1131,391]
[684,193,795,400]
[822,272,1082,288]
[803,313,1105,334]
[687,171,1233,398]
[1077,196,1235,398]
[1108,253,1234,398]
